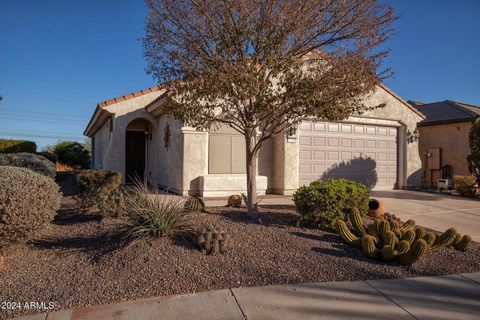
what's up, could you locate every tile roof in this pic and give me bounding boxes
[97,84,166,108]
[413,100,480,126]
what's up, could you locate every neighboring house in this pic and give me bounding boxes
[84,84,424,196]
[410,100,480,188]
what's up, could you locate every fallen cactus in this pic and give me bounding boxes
[334,209,472,265]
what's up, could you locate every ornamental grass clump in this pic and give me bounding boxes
[118,179,191,240]
[0,166,62,248]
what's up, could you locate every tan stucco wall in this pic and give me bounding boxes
[418,121,473,185]
[361,86,424,187]
[90,83,423,195]
[272,85,424,193]
[182,128,208,195]
[155,117,185,193]
[95,91,186,190]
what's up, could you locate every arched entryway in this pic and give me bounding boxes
[125,118,152,183]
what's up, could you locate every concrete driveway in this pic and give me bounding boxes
[370,190,480,241]
[203,190,480,240]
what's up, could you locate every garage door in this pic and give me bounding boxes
[298,121,398,189]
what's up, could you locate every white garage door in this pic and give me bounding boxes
[298,121,398,189]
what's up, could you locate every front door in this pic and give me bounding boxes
[125,130,146,183]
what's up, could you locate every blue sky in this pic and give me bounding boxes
[0,0,479,148]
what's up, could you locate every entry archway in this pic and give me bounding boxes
[125,118,152,183]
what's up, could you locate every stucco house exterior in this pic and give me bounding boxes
[84,84,424,196]
[410,100,480,188]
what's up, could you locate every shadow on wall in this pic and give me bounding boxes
[320,157,378,188]
[407,168,422,187]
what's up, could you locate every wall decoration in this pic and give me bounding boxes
[164,123,171,150]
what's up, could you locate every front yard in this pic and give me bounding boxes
[1,187,479,319]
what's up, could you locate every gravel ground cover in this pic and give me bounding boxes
[1,197,479,319]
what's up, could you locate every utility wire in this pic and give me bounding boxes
[0,115,86,125]
[0,107,88,119]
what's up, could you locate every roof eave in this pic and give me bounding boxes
[377,83,426,119]
[417,117,475,127]
[83,106,113,138]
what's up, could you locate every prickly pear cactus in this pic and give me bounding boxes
[195,225,229,255]
[334,208,472,265]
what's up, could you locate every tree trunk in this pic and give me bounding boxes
[245,131,260,220]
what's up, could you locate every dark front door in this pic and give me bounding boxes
[125,130,146,183]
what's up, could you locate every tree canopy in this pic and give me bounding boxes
[143,0,397,218]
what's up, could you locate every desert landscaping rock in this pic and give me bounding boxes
[0,198,479,319]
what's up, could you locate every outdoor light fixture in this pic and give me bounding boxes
[286,122,298,143]
[145,128,152,140]
[406,128,419,143]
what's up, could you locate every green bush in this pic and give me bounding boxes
[293,178,369,229]
[0,139,37,153]
[467,120,480,179]
[0,152,56,178]
[36,150,57,163]
[53,141,90,168]
[0,166,62,248]
[118,179,191,240]
[74,169,122,209]
[454,176,477,197]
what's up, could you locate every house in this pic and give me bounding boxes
[84,84,424,196]
[410,100,480,188]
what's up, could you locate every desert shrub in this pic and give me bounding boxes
[0,152,56,178]
[0,139,37,153]
[467,120,480,179]
[53,141,90,168]
[293,178,369,229]
[36,150,57,163]
[74,169,122,209]
[0,166,62,248]
[118,180,191,240]
[453,175,477,197]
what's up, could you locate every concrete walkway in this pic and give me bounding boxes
[15,273,480,320]
[203,190,480,240]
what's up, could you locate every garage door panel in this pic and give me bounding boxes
[299,121,398,189]
[314,151,325,160]
[313,137,325,146]
[299,136,311,145]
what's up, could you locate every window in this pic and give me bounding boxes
[208,126,246,174]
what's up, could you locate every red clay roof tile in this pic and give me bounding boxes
[97,84,166,108]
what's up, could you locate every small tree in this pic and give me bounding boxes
[53,141,91,169]
[144,0,396,219]
[467,120,480,179]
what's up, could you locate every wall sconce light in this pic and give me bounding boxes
[286,122,298,143]
[145,128,152,140]
[406,128,419,144]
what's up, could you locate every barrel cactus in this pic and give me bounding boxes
[184,196,205,213]
[334,208,472,265]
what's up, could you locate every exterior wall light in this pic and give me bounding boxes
[286,123,298,143]
[406,128,419,144]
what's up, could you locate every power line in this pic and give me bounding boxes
[0,132,85,139]
[0,115,86,125]
[0,128,85,139]
[0,107,88,119]
[0,111,87,122]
